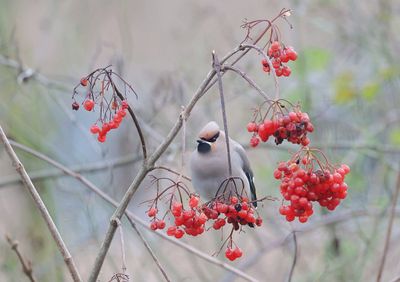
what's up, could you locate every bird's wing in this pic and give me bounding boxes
[233,142,257,207]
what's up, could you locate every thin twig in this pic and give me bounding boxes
[287,231,297,282]
[5,235,36,282]
[0,125,82,282]
[7,138,257,281]
[212,51,232,176]
[376,171,400,282]
[0,142,141,188]
[240,44,280,99]
[116,220,127,274]
[222,65,271,101]
[177,106,186,183]
[125,216,172,282]
[150,166,191,181]
[112,79,147,160]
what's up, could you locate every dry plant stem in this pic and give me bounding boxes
[114,87,147,160]
[240,44,280,99]
[287,231,297,282]
[222,65,271,101]
[7,140,256,282]
[125,216,172,282]
[389,276,400,282]
[150,166,191,181]
[0,126,82,282]
[5,235,36,282]
[376,171,400,282]
[213,52,233,176]
[116,220,127,274]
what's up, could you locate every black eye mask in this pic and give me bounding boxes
[201,131,219,143]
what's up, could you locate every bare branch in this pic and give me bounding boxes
[287,231,297,282]
[125,216,172,282]
[0,143,141,188]
[376,171,400,282]
[222,65,271,101]
[5,235,36,282]
[0,125,82,282]
[212,51,232,176]
[150,166,191,182]
[239,44,280,99]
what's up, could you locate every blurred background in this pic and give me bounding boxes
[0,0,400,281]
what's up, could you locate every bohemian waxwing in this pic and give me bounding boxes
[190,121,257,207]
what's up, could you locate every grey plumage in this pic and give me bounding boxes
[190,121,257,206]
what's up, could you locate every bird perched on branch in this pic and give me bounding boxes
[190,121,257,207]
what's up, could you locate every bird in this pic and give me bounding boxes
[190,121,257,207]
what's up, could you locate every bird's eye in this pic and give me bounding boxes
[208,132,220,143]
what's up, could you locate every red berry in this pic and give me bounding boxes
[84,99,95,111]
[233,247,243,258]
[270,41,281,52]
[97,134,106,143]
[109,121,118,129]
[150,221,158,230]
[261,59,269,67]
[287,49,298,61]
[263,65,271,73]
[90,125,100,134]
[72,101,79,111]
[247,122,258,132]
[274,169,282,179]
[147,208,158,217]
[258,124,269,142]
[250,136,260,147]
[121,100,129,109]
[156,220,166,230]
[255,217,263,226]
[174,229,184,239]
[299,216,308,223]
[189,196,199,208]
[167,226,177,236]
[282,66,291,77]
[80,78,88,86]
[341,164,350,174]
[230,196,238,204]
[118,109,127,118]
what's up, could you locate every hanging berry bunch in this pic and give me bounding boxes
[247,99,314,147]
[273,147,350,223]
[261,42,297,77]
[144,176,263,261]
[240,9,296,77]
[72,66,137,143]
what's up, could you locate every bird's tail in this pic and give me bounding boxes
[245,172,257,208]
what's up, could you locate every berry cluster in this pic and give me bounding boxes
[274,149,350,223]
[225,247,243,261]
[72,67,137,143]
[261,41,297,77]
[146,185,262,261]
[89,101,129,143]
[203,196,262,231]
[247,102,314,147]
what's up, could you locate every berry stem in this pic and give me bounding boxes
[376,171,400,282]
